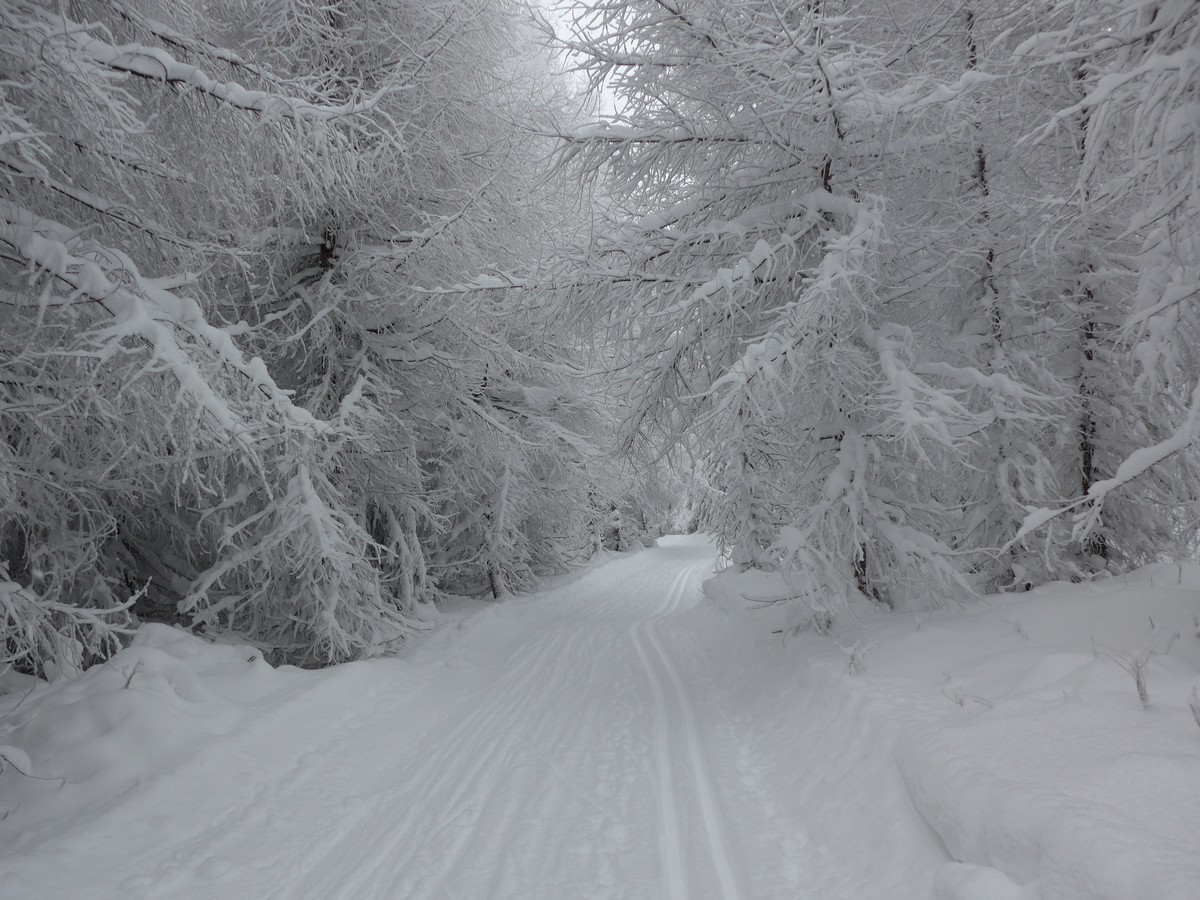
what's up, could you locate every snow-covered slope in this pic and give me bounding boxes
[702,560,1200,900]
[1,537,1197,898]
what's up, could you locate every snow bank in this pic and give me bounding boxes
[702,563,1200,900]
[897,566,1200,900]
[683,567,948,897]
[0,624,302,850]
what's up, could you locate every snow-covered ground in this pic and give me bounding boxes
[1,535,1198,898]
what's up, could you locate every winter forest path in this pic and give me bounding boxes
[2,536,938,898]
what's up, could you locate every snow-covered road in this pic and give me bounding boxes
[1,536,941,899]
[8,536,1200,899]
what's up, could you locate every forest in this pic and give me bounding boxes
[3,0,1198,674]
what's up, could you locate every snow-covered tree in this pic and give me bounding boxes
[1,0,609,670]
[546,0,1200,615]
[1005,0,1200,565]
[547,0,991,614]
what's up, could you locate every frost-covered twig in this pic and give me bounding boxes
[33,8,386,123]
[841,639,879,676]
[0,201,324,438]
[1110,622,1180,711]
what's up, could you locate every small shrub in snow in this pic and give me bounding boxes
[1110,624,1180,710]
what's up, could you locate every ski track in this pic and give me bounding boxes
[3,541,769,900]
[631,563,746,900]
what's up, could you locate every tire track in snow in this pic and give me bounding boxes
[631,562,746,900]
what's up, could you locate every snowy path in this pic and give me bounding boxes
[8,537,1200,899]
[1,537,940,898]
[628,562,744,900]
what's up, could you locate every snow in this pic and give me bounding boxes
[1,200,324,437]
[704,558,1200,899]
[892,568,1200,900]
[0,625,288,850]
[2,538,1199,898]
[72,32,382,122]
[568,123,749,143]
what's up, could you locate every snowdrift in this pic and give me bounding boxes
[0,625,305,850]
[702,562,1200,900]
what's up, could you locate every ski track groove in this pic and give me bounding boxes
[317,632,589,897]
[631,561,747,900]
[298,560,667,899]
[399,627,588,898]
[630,567,691,900]
[21,545,759,900]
